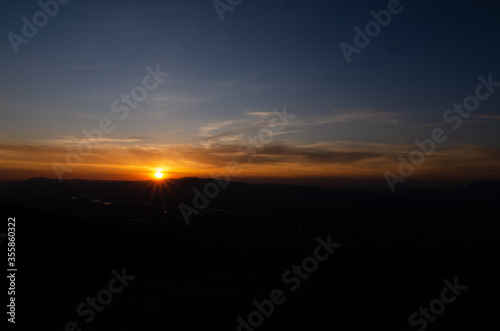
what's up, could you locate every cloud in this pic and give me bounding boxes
[198,120,245,138]
[198,112,273,141]
[237,143,384,164]
[292,108,399,127]
[197,108,401,143]
[19,137,143,145]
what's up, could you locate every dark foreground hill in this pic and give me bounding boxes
[0,178,499,330]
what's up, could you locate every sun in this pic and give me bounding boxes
[153,169,164,179]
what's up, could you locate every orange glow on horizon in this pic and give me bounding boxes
[2,142,500,186]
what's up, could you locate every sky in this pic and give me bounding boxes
[1,0,499,187]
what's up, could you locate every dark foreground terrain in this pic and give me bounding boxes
[1,178,499,330]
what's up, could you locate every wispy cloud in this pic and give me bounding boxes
[292,108,399,127]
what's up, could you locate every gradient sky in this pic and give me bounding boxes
[1,0,499,187]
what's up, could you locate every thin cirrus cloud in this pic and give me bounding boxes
[291,108,400,127]
[198,108,399,143]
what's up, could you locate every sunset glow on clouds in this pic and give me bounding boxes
[2,107,500,186]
